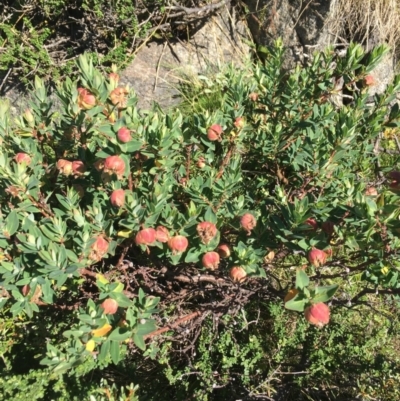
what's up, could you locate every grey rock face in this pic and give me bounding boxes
[244,0,334,68]
[120,5,253,110]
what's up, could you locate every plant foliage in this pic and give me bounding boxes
[1,41,400,399]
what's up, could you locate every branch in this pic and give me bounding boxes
[145,311,202,338]
[215,144,235,180]
[351,287,400,303]
[173,273,229,286]
[167,0,230,15]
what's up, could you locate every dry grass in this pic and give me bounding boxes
[325,0,400,56]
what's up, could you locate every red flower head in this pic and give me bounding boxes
[308,248,327,268]
[117,127,132,143]
[207,124,223,141]
[240,213,257,235]
[168,235,189,254]
[135,228,157,246]
[197,221,217,244]
[202,252,220,270]
[110,189,125,208]
[15,153,31,165]
[304,303,330,327]
[77,88,96,110]
[103,155,125,178]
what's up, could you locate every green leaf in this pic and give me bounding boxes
[133,333,146,350]
[297,238,309,250]
[204,207,217,224]
[184,247,201,263]
[0,298,8,310]
[295,269,309,290]
[365,196,377,216]
[5,211,19,236]
[110,340,121,365]
[63,330,85,338]
[111,292,133,308]
[124,141,143,153]
[135,319,156,336]
[98,340,111,363]
[312,284,339,303]
[138,288,145,305]
[108,327,132,342]
[110,281,124,293]
[284,295,308,312]
[53,360,78,375]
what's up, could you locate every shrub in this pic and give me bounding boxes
[1,40,400,399]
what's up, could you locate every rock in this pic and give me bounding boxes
[367,52,395,97]
[120,5,252,110]
[244,0,333,68]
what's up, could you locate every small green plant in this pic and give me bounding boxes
[0,0,162,86]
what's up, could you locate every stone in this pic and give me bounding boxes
[244,0,333,68]
[120,5,252,110]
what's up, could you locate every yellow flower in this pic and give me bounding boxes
[92,323,112,337]
[85,339,96,352]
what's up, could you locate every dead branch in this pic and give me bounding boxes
[145,310,202,338]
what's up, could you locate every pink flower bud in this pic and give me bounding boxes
[15,153,31,165]
[135,228,157,246]
[57,159,73,176]
[156,226,170,243]
[93,236,109,253]
[234,117,244,129]
[109,72,120,87]
[77,88,96,110]
[110,189,125,207]
[304,303,330,327]
[202,251,220,270]
[23,109,35,126]
[305,218,318,230]
[168,235,189,254]
[365,187,378,196]
[217,244,231,259]
[104,155,125,178]
[197,221,217,244]
[22,285,30,296]
[321,221,335,236]
[230,266,247,282]
[117,127,132,143]
[249,92,259,102]
[240,213,257,234]
[207,124,223,141]
[308,248,327,268]
[110,87,129,108]
[197,157,206,168]
[364,75,376,86]
[101,298,119,315]
[90,236,109,261]
[72,160,86,176]
[93,159,105,172]
[389,171,400,191]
